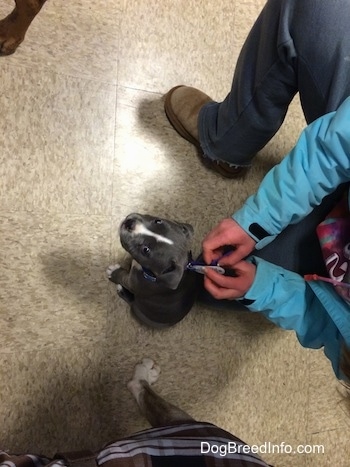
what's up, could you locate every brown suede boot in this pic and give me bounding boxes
[164,85,246,178]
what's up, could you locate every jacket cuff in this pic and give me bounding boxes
[241,256,306,311]
[232,209,277,250]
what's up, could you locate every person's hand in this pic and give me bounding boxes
[202,218,256,267]
[204,260,256,300]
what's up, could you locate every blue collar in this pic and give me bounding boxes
[142,267,157,282]
[141,252,225,282]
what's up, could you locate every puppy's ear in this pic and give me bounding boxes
[158,262,184,290]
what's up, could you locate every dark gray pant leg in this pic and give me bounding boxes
[199,0,350,166]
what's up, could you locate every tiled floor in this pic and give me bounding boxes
[0,0,349,465]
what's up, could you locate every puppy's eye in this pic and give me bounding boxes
[155,219,162,224]
[142,245,150,256]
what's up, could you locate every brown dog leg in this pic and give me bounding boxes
[128,358,195,427]
[0,0,47,55]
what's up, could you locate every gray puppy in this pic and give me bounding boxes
[107,213,198,328]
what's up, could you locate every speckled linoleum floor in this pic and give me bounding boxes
[0,0,349,466]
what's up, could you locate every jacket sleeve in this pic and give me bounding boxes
[241,257,330,343]
[233,97,350,249]
[241,256,345,380]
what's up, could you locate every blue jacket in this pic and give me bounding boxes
[233,96,350,380]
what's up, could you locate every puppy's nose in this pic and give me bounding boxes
[124,218,136,231]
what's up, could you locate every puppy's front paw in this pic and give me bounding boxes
[106,263,121,279]
[127,358,161,397]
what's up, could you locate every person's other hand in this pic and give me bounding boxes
[204,260,256,300]
[202,218,256,266]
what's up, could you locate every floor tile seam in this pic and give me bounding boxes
[1,60,119,87]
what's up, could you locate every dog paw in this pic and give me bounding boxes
[127,358,161,396]
[138,358,161,384]
[0,16,25,56]
[106,263,121,278]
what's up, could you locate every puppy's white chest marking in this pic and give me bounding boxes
[134,224,174,245]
